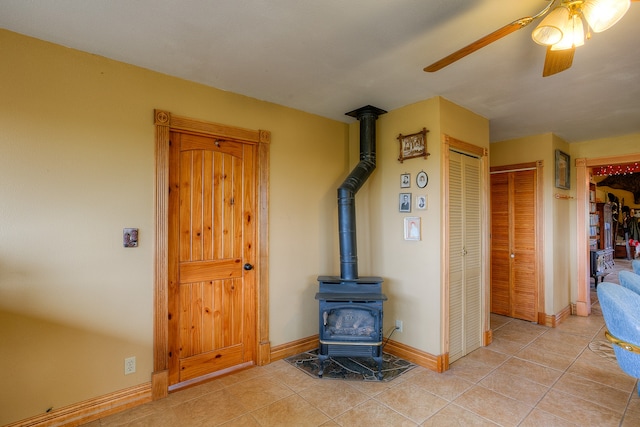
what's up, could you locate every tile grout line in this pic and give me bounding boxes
[519,306,630,426]
[457,318,599,426]
[437,323,549,426]
[90,305,640,426]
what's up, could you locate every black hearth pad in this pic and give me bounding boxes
[284,349,416,382]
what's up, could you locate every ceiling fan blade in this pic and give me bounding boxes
[542,46,575,77]
[424,22,526,72]
[424,2,555,73]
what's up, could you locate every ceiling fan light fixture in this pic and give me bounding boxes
[532,6,570,45]
[551,13,585,50]
[582,0,631,32]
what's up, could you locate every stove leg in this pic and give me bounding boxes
[318,353,328,378]
[376,356,383,380]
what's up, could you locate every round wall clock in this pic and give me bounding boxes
[416,171,428,188]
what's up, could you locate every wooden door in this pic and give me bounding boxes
[490,173,511,316]
[449,150,483,363]
[167,131,256,385]
[490,167,538,321]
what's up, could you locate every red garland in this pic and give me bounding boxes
[593,162,640,176]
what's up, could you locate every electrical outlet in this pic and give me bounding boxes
[124,356,136,375]
[395,320,403,333]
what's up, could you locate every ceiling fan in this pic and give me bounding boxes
[424,0,637,77]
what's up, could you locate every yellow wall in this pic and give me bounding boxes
[551,134,573,315]
[0,310,150,420]
[440,97,490,147]
[568,134,640,303]
[490,133,573,315]
[352,97,489,355]
[0,29,347,424]
[2,29,490,425]
[491,132,640,317]
[366,99,443,354]
[570,133,640,160]
[8,25,637,425]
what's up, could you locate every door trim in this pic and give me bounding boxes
[441,135,490,370]
[152,110,270,399]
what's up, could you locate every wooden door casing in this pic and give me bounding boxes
[168,132,256,385]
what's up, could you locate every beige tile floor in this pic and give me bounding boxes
[86,279,640,426]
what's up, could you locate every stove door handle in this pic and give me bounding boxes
[243,263,254,271]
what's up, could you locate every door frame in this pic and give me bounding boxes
[151,110,271,399]
[489,161,545,323]
[575,152,640,317]
[441,135,490,370]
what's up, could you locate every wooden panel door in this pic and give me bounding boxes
[511,170,537,320]
[490,173,510,316]
[490,168,538,322]
[168,131,256,385]
[449,150,483,363]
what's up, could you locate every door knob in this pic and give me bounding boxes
[510,253,515,259]
[243,263,254,271]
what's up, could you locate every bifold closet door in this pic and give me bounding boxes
[449,150,482,363]
[490,168,538,322]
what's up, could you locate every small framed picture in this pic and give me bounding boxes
[404,217,421,241]
[400,173,410,188]
[399,193,411,212]
[416,195,427,210]
[555,150,570,190]
[416,171,428,188]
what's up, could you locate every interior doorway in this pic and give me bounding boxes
[591,169,640,261]
[490,162,542,322]
[152,110,271,398]
[576,153,640,317]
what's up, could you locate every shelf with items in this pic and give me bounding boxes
[589,182,599,250]
[597,201,615,268]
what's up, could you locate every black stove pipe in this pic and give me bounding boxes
[338,105,387,280]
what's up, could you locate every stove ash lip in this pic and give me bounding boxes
[316,275,384,285]
[315,275,387,301]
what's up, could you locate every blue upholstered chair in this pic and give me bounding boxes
[597,282,640,395]
[633,259,640,275]
[619,271,640,296]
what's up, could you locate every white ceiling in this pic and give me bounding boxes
[1,0,639,143]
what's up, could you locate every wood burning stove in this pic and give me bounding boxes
[315,105,387,379]
[316,276,386,378]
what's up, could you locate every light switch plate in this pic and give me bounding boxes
[123,228,138,247]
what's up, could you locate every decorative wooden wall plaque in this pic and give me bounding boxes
[397,128,429,163]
